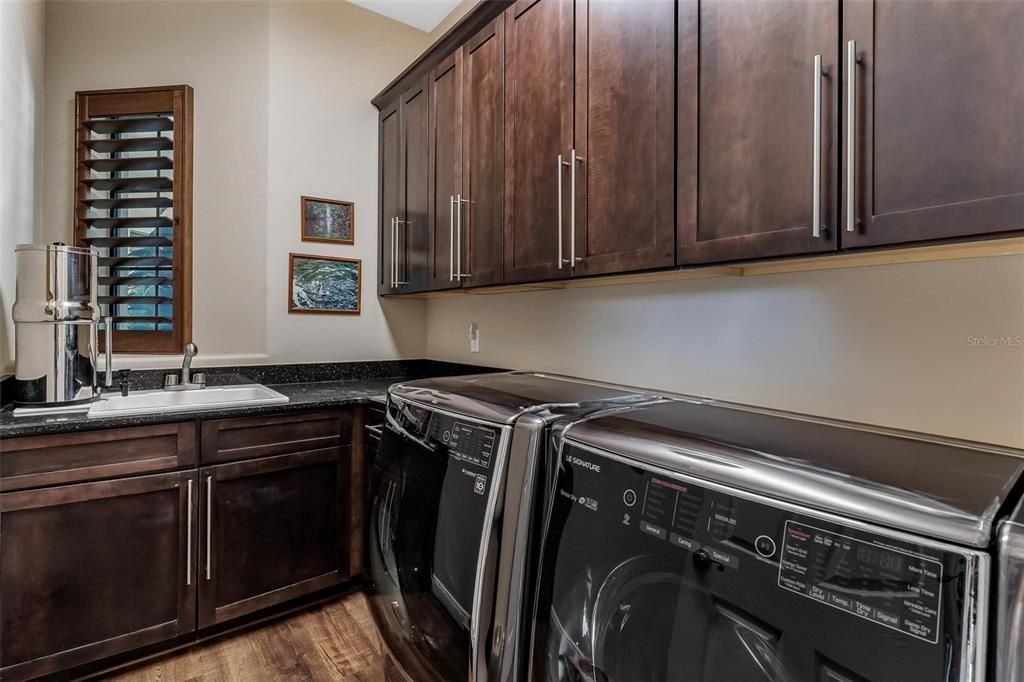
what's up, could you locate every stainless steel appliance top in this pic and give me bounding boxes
[564,398,1024,548]
[389,371,659,424]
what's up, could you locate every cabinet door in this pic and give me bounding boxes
[843,0,1024,247]
[503,0,574,284]
[571,0,675,277]
[428,52,463,291]
[400,78,431,293]
[0,471,197,681]
[461,19,505,288]
[379,100,401,295]
[678,0,839,264]
[198,448,348,628]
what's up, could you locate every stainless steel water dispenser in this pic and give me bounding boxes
[11,243,113,408]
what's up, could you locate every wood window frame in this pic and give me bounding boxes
[75,84,194,354]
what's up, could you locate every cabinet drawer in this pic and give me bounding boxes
[0,422,197,492]
[200,409,352,465]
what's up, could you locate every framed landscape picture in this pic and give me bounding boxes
[288,253,361,314]
[301,196,354,244]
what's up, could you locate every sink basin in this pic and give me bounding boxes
[88,384,289,418]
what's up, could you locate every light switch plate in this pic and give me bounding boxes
[468,321,480,353]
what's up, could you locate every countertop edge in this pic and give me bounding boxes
[0,384,389,440]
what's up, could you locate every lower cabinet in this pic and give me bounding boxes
[0,409,357,681]
[198,447,350,627]
[0,471,197,682]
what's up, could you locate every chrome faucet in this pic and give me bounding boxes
[181,342,198,384]
[164,342,206,390]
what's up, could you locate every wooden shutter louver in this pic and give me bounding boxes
[75,85,193,353]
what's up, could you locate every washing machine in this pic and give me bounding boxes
[526,397,1024,681]
[365,372,658,682]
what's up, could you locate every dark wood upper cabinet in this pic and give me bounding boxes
[678,0,840,264]
[842,0,1024,247]
[428,52,463,291]
[503,0,574,284]
[571,0,675,277]
[427,19,505,291]
[198,448,349,628]
[377,0,1024,291]
[461,18,506,288]
[379,79,430,295]
[0,471,197,681]
[399,78,431,293]
[379,100,401,295]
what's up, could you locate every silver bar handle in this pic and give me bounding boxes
[812,54,824,238]
[457,195,470,279]
[103,315,113,388]
[389,217,395,288]
[449,196,455,282]
[557,154,568,269]
[394,219,409,286]
[846,40,857,233]
[205,475,212,581]
[456,194,463,279]
[570,150,584,265]
[186,478,193,586]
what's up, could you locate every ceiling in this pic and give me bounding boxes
[348,0,464,33]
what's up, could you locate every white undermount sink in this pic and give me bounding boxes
[87,384,289,418]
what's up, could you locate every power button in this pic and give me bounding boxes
[623,489,638,507]
[755,535,776,558]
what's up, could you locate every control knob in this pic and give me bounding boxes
[755,535,777,558]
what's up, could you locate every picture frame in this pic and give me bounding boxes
[288,253,361,315]
[300,195,355,244]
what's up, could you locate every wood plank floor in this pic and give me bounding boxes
[104,593,403,681]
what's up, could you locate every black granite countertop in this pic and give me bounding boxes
[0,360,499,440]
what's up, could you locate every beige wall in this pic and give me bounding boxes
[0,0,45,375]
[265,1,428,363]
[426,256,1024,448]
[39,0,429,370]
[43,0,272,368]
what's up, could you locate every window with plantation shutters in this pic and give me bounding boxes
[75,85,193,353]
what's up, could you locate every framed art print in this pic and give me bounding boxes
[301,196,354,244]
[288,253,361,314]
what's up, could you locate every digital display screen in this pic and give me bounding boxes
[778,521,942,644]
[856,544,905,573]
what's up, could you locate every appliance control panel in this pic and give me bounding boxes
[778,521,942,643]
[557,443,967,649]
[630,471,743,569]
[388,398,499,471]
[438,419,497,468]
[423,414,499,473]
